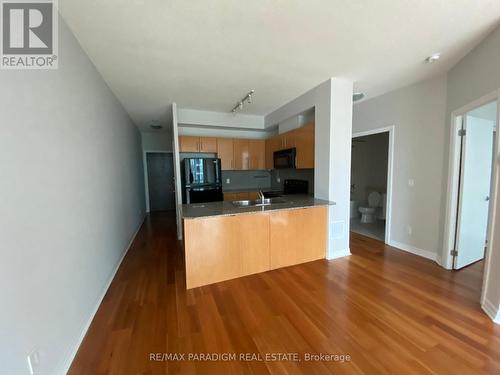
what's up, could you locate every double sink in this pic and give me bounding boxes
[232,197,287,207]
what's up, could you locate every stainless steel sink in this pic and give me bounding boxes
[232,197,286,207]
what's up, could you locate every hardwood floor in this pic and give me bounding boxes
[69,212,500,374]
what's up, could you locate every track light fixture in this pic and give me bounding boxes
[232,90,255,113]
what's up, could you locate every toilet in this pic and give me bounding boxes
[358,192,381,223]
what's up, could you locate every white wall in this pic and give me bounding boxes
[444,25,500,321]
[353,76,447,259]
[266,78,353,258]
[0,17,145,374]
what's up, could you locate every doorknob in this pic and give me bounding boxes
[486,196,490,201]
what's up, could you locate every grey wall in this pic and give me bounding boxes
[0,18,145,375]
[447,26,500,115]
[353,76,447,257]
[351,133,389,202]
[142,130,173,151]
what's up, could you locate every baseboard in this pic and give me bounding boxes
[58,214,146,375]
[388,240,438,262]
[482,299,500,324]
[327,248,351,260]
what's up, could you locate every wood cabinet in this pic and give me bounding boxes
[233,139,250,170]
[247,191,260,200]
[184,213,270,289]
[223,192,249,201]
[179,136,217,153]
[291,122,314,169]
[179,136,200,152]
[265,135,282,169]
[248,139,265,170]
[199,137,217,152]
[216,138,234,170]
[183,206,327,289]
[224,191,261,201]
[264,123,315,169]
[220,138,266,171]
[270,206,326,269]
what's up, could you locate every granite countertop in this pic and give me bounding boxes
[182,195,335,219]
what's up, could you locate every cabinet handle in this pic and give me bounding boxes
[198,140,201,152]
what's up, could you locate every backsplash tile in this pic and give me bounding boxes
[222,170,271,190]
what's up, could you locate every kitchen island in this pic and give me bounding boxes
[182,196,334,289]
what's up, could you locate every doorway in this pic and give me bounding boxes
[350,126,394,243]
[449,101,497,269]
[146,152,175,212]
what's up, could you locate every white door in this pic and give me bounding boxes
[454,114,495,269]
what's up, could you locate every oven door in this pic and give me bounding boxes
[273,148,296,169]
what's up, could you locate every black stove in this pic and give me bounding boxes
[283,179,309,195]
[263,179,309,198]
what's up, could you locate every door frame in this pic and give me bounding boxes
[442,89,500,308]
[443,90,500,269]
[351,125,395,244]
[143,150,174,213]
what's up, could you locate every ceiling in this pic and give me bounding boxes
[59,1,500,131]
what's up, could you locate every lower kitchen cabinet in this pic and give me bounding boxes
[269,206,327,269]
[223,191,262,201]
[183,206,327,289]
[184,213,270,289]
[223,192,249,201]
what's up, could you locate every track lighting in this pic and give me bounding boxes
[232,90,255,113]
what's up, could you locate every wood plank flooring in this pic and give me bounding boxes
[69,212,500,374]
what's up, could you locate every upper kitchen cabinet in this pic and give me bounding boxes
[199,137,217,152]
[265,123,315,169]
[248,139,265,170]
[291,122,315,169]
[265,135,282,169]
[179,136,199,152]
[179,136,217,153]
[233,139,250,170]
[216,138,234,170]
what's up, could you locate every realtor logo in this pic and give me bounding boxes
[1,0,58,69]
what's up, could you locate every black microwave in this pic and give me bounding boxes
[273,148,296,169]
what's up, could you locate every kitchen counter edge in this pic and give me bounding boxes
[182,197,335,220]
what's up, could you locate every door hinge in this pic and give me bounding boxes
[458,129,466,137]
[450,250,458,256]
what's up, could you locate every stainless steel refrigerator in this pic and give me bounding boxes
[182,158,223,204]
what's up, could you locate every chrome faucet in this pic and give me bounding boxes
[258,190,265,203]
